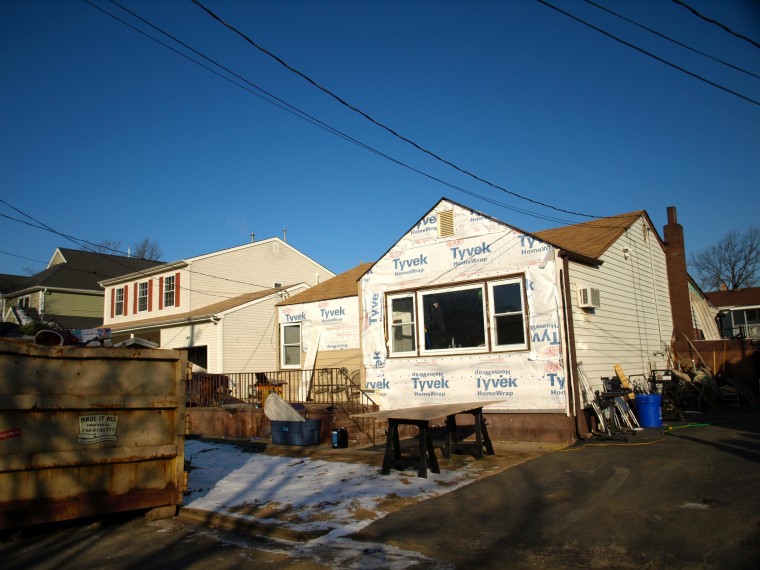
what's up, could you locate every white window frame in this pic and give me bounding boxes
[163,275,175,308]
[280,323,302,368]
[487,277,528,351]
[114,288,124,316]
[418,284,488,356]
[137,282,149,312]
[387,293,417,355]
[385,276,530,357]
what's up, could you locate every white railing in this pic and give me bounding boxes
[735,323,760,339]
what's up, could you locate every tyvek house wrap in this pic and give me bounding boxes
[360,200,568,413]
[280,298,361,353]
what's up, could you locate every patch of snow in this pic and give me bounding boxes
[184,439,477,538]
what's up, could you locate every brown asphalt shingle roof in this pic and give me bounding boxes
[534,211,645,260]
[705,287,760,308]
[278,263,373,306]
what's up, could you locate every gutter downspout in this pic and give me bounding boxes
[40,288,48,321]
[211,315,223,373]
[560,255,589,439]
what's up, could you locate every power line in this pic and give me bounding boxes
[86,0,590,227]
[189,0,599,219]
[671,0,760,51]
[583,0,760,80]
[0,198,283,299]
[536,0,760,107]
[0,250,47,267]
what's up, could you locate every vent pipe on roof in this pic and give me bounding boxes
[283,229,287,242]
[250,233,255,243]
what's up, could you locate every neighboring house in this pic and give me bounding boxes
[100,238,334,373]
[705,287,760,340]
[357,198,674,442]
[1,248,162,330]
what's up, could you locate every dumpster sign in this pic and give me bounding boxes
[77,414,119,444]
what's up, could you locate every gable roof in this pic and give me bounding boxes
[705,287,760,309]
[108,284,303,332]
[278,263,373,306]
[6,248,164,295]
[534,211,649,260]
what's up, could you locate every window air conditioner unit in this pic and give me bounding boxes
[578,286,601,309]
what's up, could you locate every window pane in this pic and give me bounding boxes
[283,324,300,344]
[495,314,525,346]
[493,282,522,313]
[492,281,526,348]
[282,324,301,367]
[390,296,416,353]
[283,345,300,366]
[422,288,485,350]
[164,276,175,307]
[138,282,148,311]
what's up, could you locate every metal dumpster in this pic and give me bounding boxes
[0,340,187,530]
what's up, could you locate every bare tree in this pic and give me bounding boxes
[690,226,760,291]
[131,238,163,261]
[87,239,123,255]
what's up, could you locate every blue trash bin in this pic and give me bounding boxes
[635,394,662,428]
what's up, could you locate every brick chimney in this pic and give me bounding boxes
[664,206,697,341]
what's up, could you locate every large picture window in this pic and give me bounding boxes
[421,286,486,351]
[386,277,528,356]
[281,323,302,368]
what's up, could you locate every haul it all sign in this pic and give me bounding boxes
[77,414,118,445]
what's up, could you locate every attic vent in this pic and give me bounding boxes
[438,210,454,238]
[578,286,601,309]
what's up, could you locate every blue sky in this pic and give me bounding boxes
[2,0,758,279]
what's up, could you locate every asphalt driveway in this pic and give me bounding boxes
[352,408,760,568]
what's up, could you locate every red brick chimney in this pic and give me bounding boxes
[664,206,697,341]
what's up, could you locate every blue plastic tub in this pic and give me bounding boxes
[270,419,321,446]
[635,394,662,428]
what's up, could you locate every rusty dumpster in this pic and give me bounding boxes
[0,340,187,530]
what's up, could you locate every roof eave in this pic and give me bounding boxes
[99,260,188,287]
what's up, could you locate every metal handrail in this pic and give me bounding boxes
[187,368,377,409]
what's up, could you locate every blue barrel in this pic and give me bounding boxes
[635,394,662,428]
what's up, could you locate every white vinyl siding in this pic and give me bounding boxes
[570,218,672,392]
[223,299,282,372]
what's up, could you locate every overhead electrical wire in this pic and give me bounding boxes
[536,0,760,107]
[0,249,47,267]
[671,0,760,51]
[87,0,591,227]
[188,0,598,219]
[0,198,290,299]
[583,0,760,80]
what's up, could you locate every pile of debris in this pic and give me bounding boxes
[0,321,155,349]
